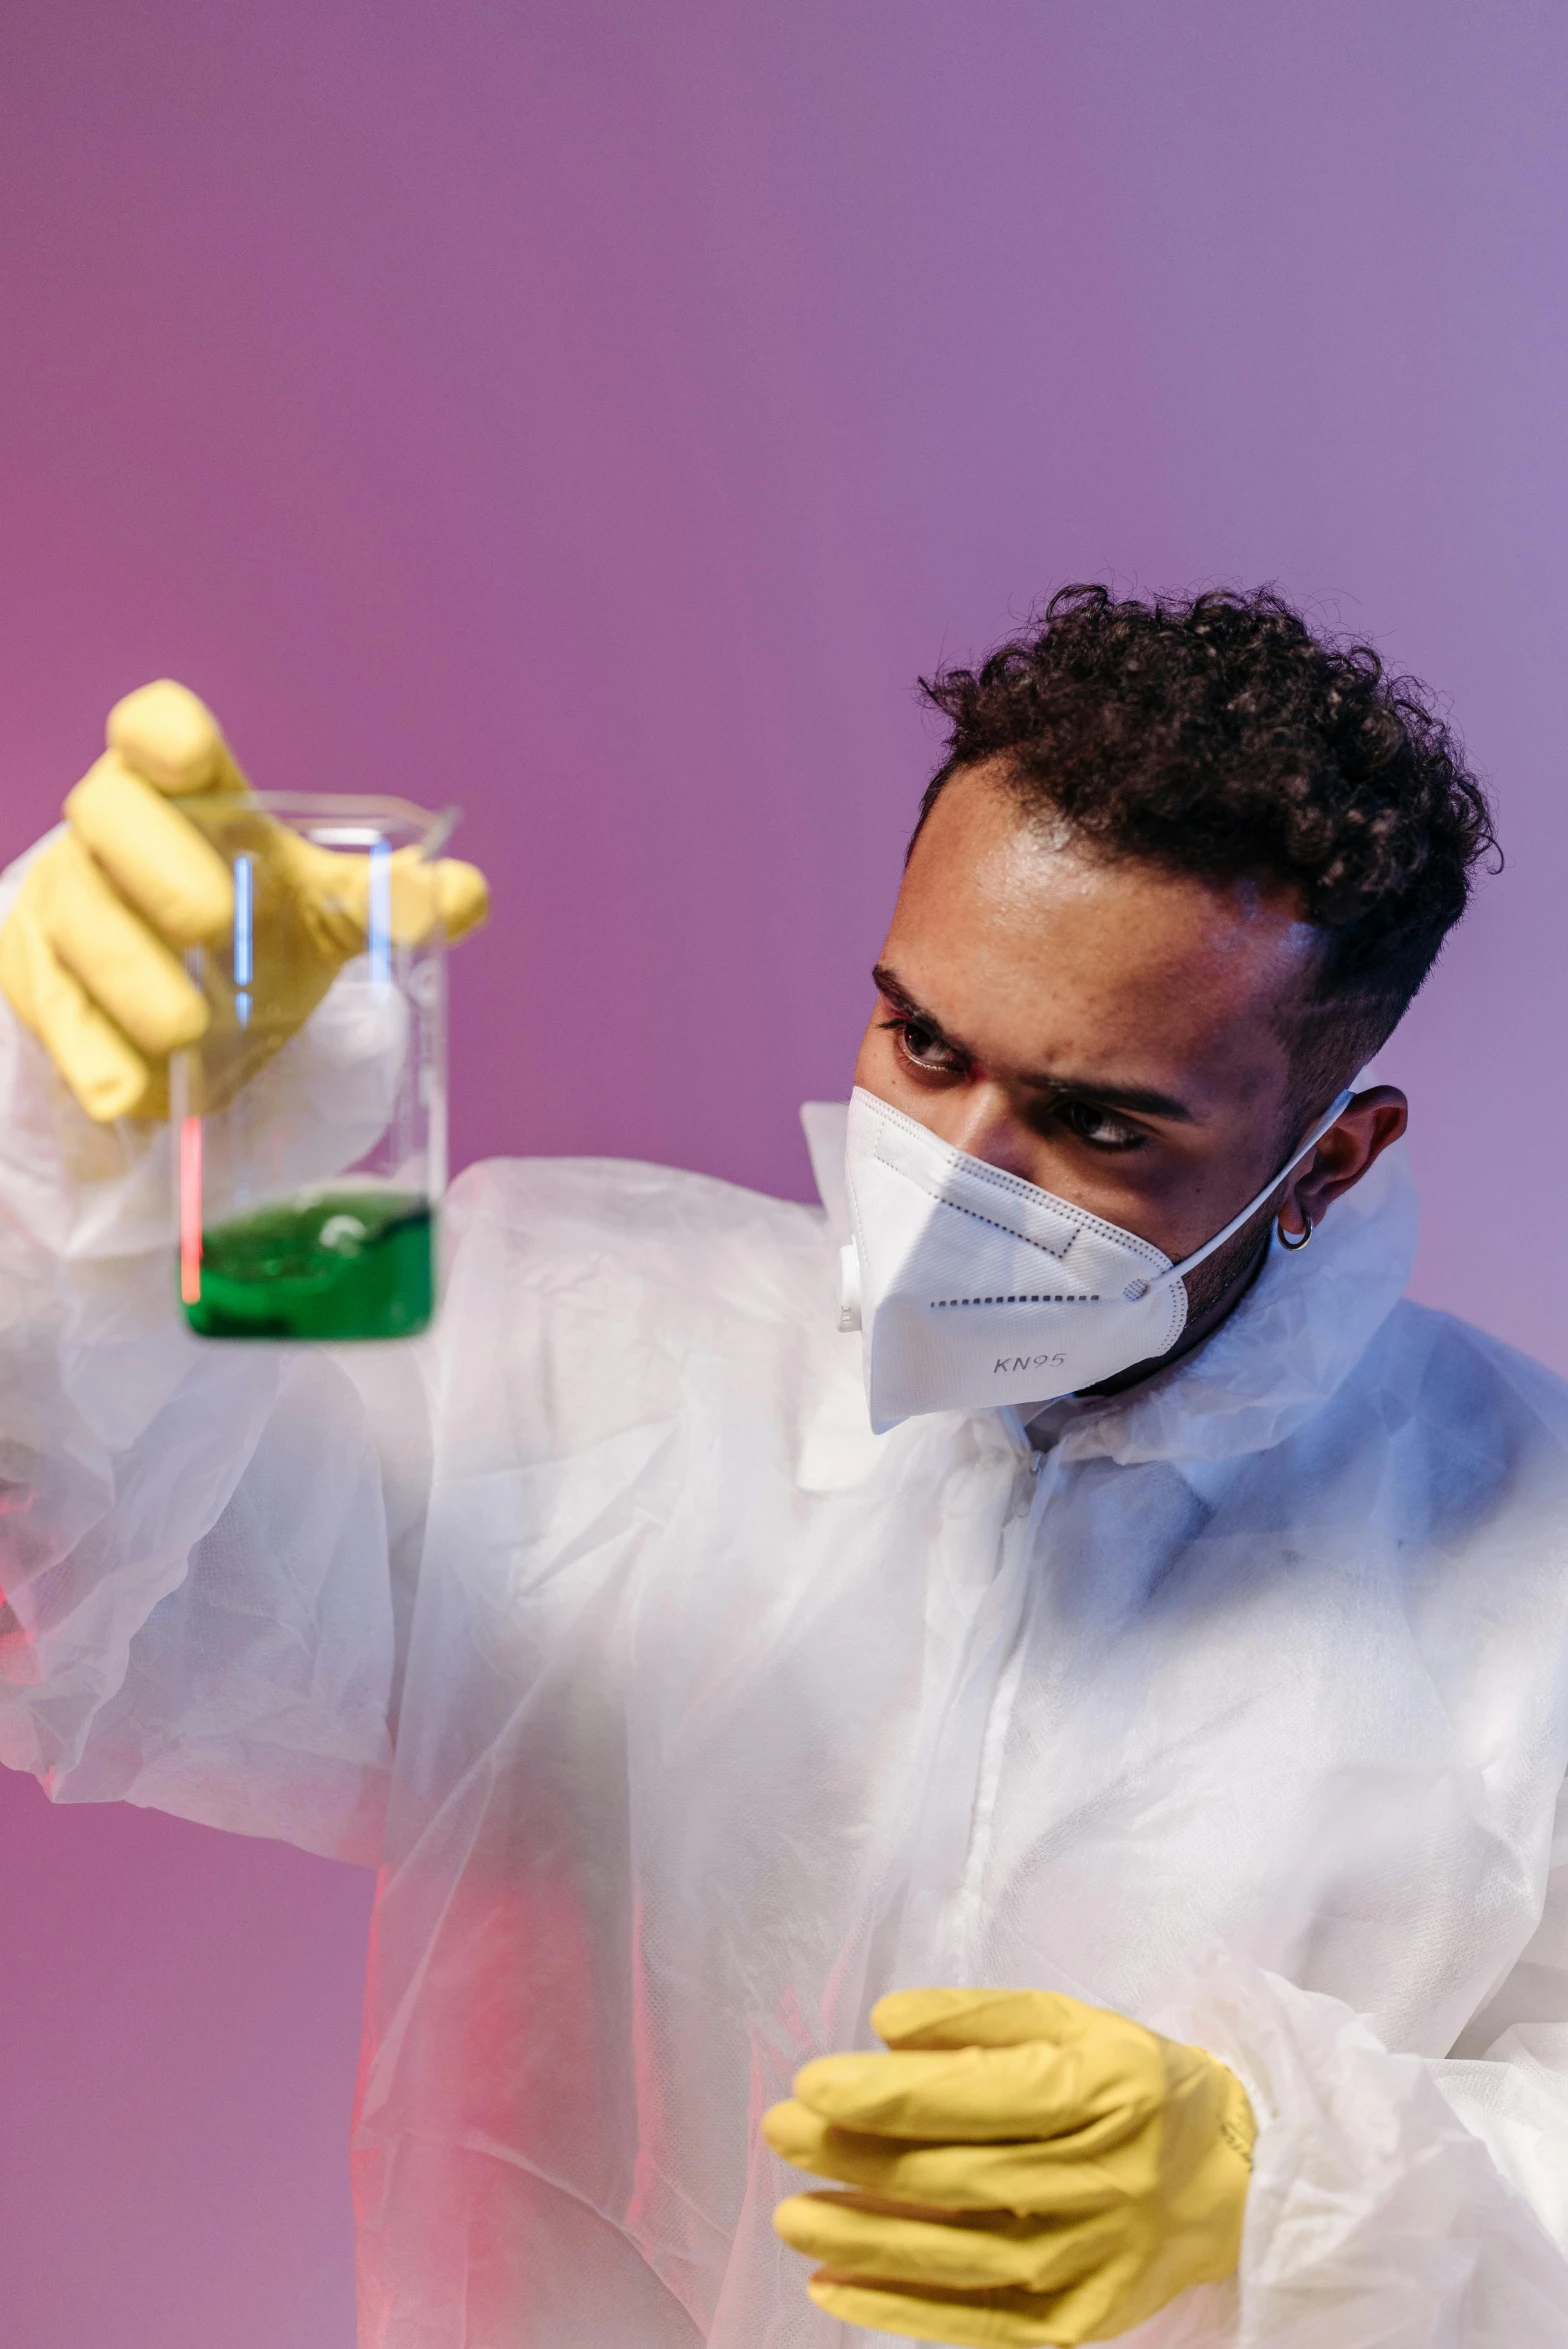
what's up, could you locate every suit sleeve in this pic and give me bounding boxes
[0,842,429,1864]
[1156,1905,1568,2347]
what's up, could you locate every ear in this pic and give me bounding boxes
[1278,1085,1408,1239]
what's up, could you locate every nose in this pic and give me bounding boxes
[936,1077,1038,1178]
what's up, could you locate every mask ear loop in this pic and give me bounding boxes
[1123,1088,1353,1300]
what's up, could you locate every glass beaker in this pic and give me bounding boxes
[168,792,452,1342]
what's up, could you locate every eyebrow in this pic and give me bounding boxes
[871,963,1198,1125]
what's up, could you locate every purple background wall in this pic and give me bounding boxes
[1,4,1564,2341]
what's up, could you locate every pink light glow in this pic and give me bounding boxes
[179,1115,203,1303]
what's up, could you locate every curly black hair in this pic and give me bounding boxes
[915,584,1497,1108]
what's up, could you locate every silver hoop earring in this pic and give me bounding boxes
[1277,1210,1314,1252]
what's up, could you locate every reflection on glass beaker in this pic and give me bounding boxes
[169,792,452,1341]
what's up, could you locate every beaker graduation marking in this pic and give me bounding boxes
[369,838,392,985]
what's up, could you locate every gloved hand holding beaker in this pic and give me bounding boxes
[0,680,489,1340]
[0,679,487,1122]
[765,1986,1255,2346]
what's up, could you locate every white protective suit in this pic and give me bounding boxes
[5,852,1568,2347]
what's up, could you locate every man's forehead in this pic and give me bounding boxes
[889,784,1320,1102]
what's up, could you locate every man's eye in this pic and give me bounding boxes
[885,1018,964,1077]
[1058,1098,1146,1151]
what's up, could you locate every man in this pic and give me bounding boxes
[1,584,1566,2348]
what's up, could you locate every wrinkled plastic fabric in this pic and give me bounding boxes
[6,857,1568,2345]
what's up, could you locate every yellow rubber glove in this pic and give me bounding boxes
[764,1988,1255,2347]
[0,681,488,1122]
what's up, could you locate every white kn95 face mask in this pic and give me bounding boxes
[839,1083,1353,1433]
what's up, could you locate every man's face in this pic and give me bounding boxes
[853,762,1363,1327]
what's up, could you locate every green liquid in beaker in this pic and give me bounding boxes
[183,1188,434,1341]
